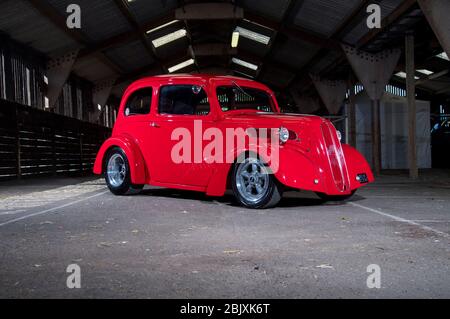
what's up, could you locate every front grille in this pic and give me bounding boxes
[321,122,350,192]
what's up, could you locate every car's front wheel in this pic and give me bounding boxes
[104,147,143,195]
[232,156,282,209]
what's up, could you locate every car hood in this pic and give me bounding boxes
[222,111,325,127]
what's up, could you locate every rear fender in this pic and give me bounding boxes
[93,135,147,185]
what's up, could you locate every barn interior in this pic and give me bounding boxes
[0,0,449,298]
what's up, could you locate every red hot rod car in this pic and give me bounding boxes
[94,74,373,208]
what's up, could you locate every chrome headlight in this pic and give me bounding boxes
[279,127,289,144]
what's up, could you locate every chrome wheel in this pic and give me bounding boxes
[107,153,126,187]
[235,158,270,204]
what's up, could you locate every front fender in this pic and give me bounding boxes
[341,144,374,190]
[205,143,321,196]
[273,147,324,192]
[93,135,147,185]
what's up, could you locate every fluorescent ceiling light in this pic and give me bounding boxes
[436,52,449,61]
[168,59,195,73]
[231,31,240,48]
[152,29,187,48]
[146,20,179,34]
[395,71,419,80]
[417,69,434,76]
[232,57,258,71]
[234,26,271,45]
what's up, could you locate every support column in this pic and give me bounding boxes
[371,99,381,175]
[46,50,79,109]
[418,0,450,61]
[91,78,117,124]
[347,77,357,148]
[311,76,347,115]
[342,45,401,175]
[289,87,321,114]
[406,33,418,179]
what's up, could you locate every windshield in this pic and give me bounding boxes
[216,85,276,113]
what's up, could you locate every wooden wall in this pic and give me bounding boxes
[0,99,111,181]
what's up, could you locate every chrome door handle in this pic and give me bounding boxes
[150,122,160,128]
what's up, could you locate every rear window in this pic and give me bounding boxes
[124,88,153,116]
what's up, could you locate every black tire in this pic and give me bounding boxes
[315,190,356,202]
[104,147,144,195]
[231,156,282,209]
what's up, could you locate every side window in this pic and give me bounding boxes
[159,85,210,115]
[216,86,274,112]
[124,88,153,116]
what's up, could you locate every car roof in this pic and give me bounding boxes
[130,74,267,87]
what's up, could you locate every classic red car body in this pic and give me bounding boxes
[94,74,373,200]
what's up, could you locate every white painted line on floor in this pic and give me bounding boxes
[366,195,450,200]
[349,202,450,239]
[0,190,109,227]
[411,220,450,223]
[0,210,26,216]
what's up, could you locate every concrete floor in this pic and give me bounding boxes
[0,170,449,298]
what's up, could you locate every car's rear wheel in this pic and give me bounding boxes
[105,147,143,195]
[232,156,282,209]
[315,190,356,202]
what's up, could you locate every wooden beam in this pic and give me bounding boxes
[175,3,244,20]
[116,51,190,85]
[113,0,164,71]
[78,13,175,58]
[405,33,418,179]
[244,11,340,51]
[257,0,305,79]
[415,69,449,85]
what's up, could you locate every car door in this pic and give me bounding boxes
[146,81,217,187]
[117,85,155,182]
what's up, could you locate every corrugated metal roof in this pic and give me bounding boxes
[259,65,295,88]
[293,0,362,38]
[418,77,450,94]
[104,40,154,72]
[127,0,178,25]
[0,0,79,55]
[46,0,133,42]
[73,56,117,81]
[154,38,189,60]
[343,0,404,44]
[308,51,342,74]
[242,0,292,21]
[271,36,320,70]
[0,0,439,97]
